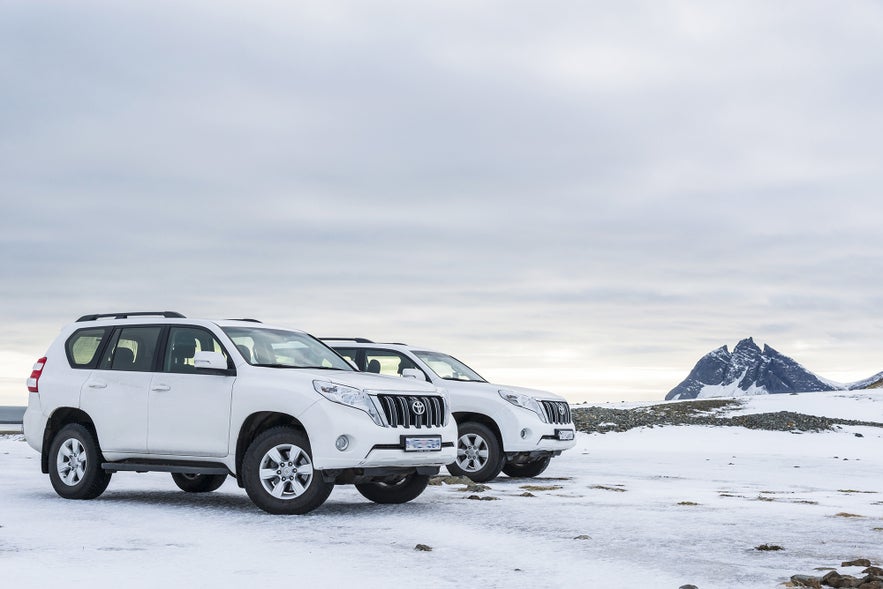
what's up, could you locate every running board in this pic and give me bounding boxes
[101,461,230,475]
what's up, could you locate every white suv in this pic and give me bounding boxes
[24,312,456,514]
[325,338,576,482]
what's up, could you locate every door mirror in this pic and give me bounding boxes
[401,368,425,380]
[194,351,228,371]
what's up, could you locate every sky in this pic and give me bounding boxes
[2,1,883,405]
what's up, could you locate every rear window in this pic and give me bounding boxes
[65,328,110,368]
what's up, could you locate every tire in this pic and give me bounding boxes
[241,427,333,515]
[446,421,504,483]
[502,456,551,478]
[48,423,112,500]
[171,472,228,493]
[355,473,430,504]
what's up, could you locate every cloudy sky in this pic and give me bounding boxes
[2,1,883,405]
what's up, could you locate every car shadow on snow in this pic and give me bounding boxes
[92,489,258,513]
[36,488,445,518]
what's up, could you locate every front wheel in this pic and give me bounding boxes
[172,473,228,493]
[242,427,333,515]
[355,473,430,504]
[446,421,504,483]
[48,423,112,500]
[502,456,551,478]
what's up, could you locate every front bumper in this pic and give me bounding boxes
[500,413,577,453]
[299,400,458,470]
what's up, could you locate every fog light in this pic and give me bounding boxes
[520,428,530,439]
[335,435,349,451]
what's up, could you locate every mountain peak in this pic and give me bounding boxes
[665,339,840,400]
[734,337,761,354]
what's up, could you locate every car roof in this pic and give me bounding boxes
[323,339,440,354]
[68,313,309,335]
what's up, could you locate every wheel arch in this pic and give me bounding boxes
[41,407,97,474]
[234,412,306,486]
[451,412,503,447]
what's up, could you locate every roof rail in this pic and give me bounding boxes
[76,311,186,322]
[321,337,374,343]
[224,318,262,323]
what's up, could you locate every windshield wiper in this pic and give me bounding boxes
[442,376,486,382]
[251,363,295,369]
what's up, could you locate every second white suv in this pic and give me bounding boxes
[326,338,576,482]
[24,313,456,514]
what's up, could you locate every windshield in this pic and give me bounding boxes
[222,327,353,370]
[412,351,486,382]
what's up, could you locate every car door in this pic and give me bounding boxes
[80,326,161,454]
[147,326,235,457]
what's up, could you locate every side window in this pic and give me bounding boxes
[65,328,110,368]
[333,348,361,370]
[103,326,162,372]
[165,327,228,373]
[364,349,427,380]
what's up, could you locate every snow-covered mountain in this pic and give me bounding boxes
[665,337,882,400]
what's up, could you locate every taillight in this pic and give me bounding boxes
[27,357,46,393]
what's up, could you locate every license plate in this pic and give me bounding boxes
[556,429,575,441]
[403,436,442,452]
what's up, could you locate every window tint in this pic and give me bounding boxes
[165,327,228,373]
[364,349,427,380]
[103,326,162,372]
[65,328,110,368]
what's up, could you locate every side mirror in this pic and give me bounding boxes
[194,351,229,371]
[401,368,425,380]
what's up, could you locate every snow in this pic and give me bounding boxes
[2,393,881,589]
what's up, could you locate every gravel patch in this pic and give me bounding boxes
[572,399,883,434]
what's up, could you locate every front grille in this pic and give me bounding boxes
[541,400,572,425]
[375,394,446,428]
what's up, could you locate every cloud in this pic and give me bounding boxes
[2,0,883,403]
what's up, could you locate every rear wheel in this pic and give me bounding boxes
[48,423,112,500]
[502,456,551,478]
[242,427,333,515]
[172,473,228,493]
[355,473,430,504]
[446,421,504,483]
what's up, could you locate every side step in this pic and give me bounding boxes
[102,461,230,475]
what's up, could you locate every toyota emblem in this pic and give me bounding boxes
[557,404,565,415]
[412,400,426,415]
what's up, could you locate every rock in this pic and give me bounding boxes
[414,544,432,552]
[755,543,784,551]
[428,475,473,486]
[465,495,498,501]
[790,575,821,588]
[459,483,491,493]
[862,567,883,576]
[573,534,591,540]
[519,492,535,497]
[678,585,699,589]
[843,560,872,568]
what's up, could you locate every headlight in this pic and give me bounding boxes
[499,389,547,423]
[313,380,383,426]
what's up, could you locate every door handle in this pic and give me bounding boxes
[151,384,171,392]
[87,382,107,389]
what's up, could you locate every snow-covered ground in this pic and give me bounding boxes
[1,392,881,588]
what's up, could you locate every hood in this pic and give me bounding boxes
[308,370,440,394]
[443,380,567,402]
